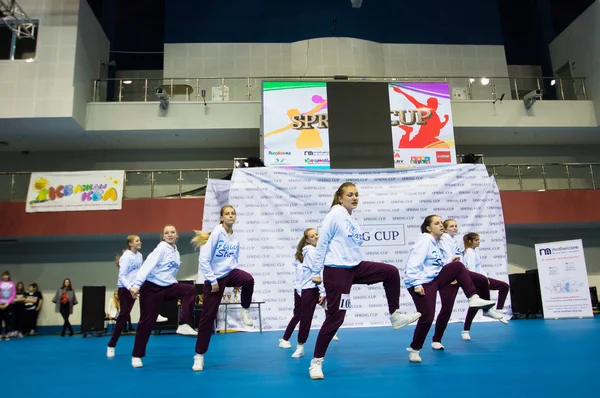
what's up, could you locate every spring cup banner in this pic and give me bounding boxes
[389,83,457,168]
[534,239,593,319]
[262,82,330,169]
[202,165,510,332]
[25,171,124,213]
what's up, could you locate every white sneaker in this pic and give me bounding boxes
[279,339,292,349]
[309,357,324,380]
[482,310,509,324]
[431,342,444,350]
[240,308,253,327]
[332,333,339,341]
[156,315,168,322]
[292,344,305,358]
[106,347,115,358]
[407,348,422,363]
[192,354,204,371]
[132,357,143,368]
[176,324,197,336]
[468,294,495,311]
[390,310,422,330]
[461,331,471,341]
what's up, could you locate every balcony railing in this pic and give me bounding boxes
[92,76,587,103]
[1,163,599,202]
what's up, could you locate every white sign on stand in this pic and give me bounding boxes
[534,239,593,319]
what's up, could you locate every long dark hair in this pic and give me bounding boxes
[16,282,25,294]
[420,215,440,233]
[295,228,316,262]
[61,278,73,291]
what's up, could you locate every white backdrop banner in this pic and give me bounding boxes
[202,164,510,332]
[25,170,124,213]
[202,178,231,227]
[534,239,593,319]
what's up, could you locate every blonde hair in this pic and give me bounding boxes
[114,235,139,268]
[112,290,120,311]
[191,205,236,249]
[330,182,356,208]
[295,228,316,262]
[192,230,212,249]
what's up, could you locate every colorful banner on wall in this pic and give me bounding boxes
[389,82,456,168]
[203,164,510,332]
[262,81,330,169]
[25,170,125,213]
[534,239,593,319]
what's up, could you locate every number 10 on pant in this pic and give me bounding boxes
[340,293,352,310]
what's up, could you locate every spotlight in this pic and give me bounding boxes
[461,153,482,164]
[550,79,556,86]
[480,78,490,86]
[233,157,265,168]
[156,87,170,111]
[523,89,542,109]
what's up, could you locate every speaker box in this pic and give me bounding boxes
[590,286,599,311]
[508,273,540,317]
[81,286,106,337]
[525,269,543,315]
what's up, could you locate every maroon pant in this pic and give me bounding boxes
[463,277,509,331]
[195,268,254,355]
[407,262,477,350]
[433,270,490,343]
[313,261,400,358]
[108,287,136,348]
[282,288,321,344]
[282,291,302,341]
[131,281,196,358]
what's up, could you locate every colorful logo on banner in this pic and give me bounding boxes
[262,82,330,169]
[25,171,125,213]
[389,82,457,168]
[202,165,510,332]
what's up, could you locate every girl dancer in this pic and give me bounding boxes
[129,224,197,368]
[0,271,16,340]
[279,228,337,358]
[107,235,143,358]
[404,215,497,363]
[11,282,26,338]
[23,283,42,335]
[307,182,421,380]
[52,278,78,336]
[432,221,506,349]
[191,205,255,372]
[461,232,510,340]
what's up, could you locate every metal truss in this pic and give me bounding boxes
[0,0,35,39]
